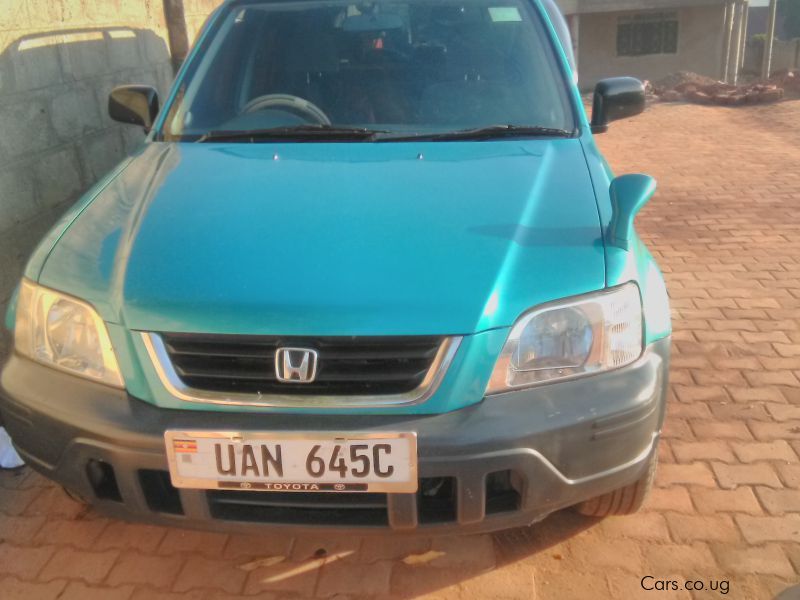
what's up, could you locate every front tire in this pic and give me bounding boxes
[573,451,657,517]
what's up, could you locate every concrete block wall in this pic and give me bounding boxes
[183,0,224,43]
[743,38,800,76]
[0,1,224,357]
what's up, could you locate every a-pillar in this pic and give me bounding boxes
[566,13,580,79]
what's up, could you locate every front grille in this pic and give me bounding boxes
[160,333,445,396]
[208,490,389,526]
[139,469,184,515]
[130,470,524,529]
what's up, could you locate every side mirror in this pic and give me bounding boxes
[109,85,159,131]
[591,77,646,134]
[608,174,656,250]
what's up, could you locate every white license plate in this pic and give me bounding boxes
[165,431,418,493]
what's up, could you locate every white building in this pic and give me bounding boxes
[555,0,750,89]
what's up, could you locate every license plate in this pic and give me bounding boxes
[164,431,418,493]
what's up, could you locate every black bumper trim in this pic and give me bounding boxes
[0,338,670,534]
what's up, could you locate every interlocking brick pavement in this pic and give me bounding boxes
[1,100,800,599]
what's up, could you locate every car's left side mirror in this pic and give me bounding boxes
[109,85,159,131]
[591,77,646,134]
[608,174,657,250]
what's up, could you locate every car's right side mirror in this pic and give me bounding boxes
[590,77,646,134]
[108,85,160,131]
[608,174,657,250]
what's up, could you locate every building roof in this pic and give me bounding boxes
[555,0,727,14]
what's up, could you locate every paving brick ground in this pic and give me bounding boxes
[2,100,800,599]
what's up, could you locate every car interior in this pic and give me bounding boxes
[169,0,571,136]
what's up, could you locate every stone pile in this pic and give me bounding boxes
[772,68,800,94]
[650,70,792,106]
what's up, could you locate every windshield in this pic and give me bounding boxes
[160,0,575,141]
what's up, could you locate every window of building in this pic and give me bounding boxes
[617,11,679,57]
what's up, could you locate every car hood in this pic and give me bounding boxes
[39,140,605,336]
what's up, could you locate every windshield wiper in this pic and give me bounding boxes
[376,125,575,142]
[197,125,388,143]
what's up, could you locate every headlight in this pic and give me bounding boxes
[14,279,124,388]
[486,283,642,394]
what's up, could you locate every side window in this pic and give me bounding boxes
[617,11,678,57]
[541,0,575,74]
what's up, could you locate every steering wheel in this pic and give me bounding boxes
[241,94,332,125]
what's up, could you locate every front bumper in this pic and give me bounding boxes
[0,338,669,535]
